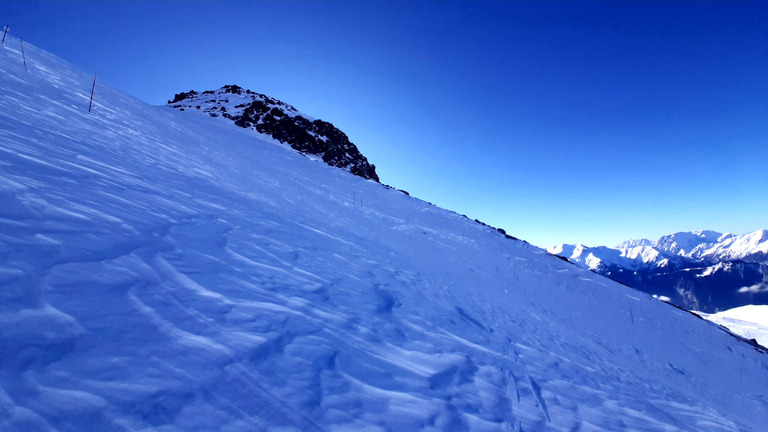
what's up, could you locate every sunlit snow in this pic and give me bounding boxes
[699,306,768,348]
[2,36,768,431]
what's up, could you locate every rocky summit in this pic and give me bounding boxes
[169,85,379,182]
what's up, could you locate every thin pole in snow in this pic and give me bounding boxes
[88,74,97,112]
[2,26,8,45]
[20,38,27,71]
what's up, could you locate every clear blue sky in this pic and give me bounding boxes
[3,1,767,247]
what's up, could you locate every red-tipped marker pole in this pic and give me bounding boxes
[89,74,97,112]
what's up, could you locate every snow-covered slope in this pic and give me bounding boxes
[2,36,768,431]
[699,305,768,348]
[549,231,768,312]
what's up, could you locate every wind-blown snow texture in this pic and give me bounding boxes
[2,37,768,432]
[549,231,768,313]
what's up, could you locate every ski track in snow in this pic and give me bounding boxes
[1,37,768,431]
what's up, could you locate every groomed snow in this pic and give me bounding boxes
[2,36,768,431]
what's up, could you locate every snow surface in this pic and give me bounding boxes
[2,36,768,431]
[699,306,768,348]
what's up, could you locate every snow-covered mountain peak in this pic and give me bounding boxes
[620,245,673,267]
[615,238,653,249]
[550,229,768,312]
[549,242,674,271]
[169,85,306,119]
[566,229,768,266]
[655,230,723,256]
[547,243,580,258]
[168,85,379,182]
[548,243,615,270]
[700,229,768,261]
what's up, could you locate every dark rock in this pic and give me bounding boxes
[168,90,198,104]
[222,84,244,94]
[168,85,379,182]
[552,254,571,263]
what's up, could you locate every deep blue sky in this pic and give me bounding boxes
[3,1,767,247]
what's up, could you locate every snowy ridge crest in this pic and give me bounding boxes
[548,242,677,271]
[551,229,768,270]
[169,85,379,182]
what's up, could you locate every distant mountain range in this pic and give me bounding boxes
[549,230,768,313]
[168,85,379,181]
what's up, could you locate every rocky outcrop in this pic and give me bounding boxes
[169,85,379,182]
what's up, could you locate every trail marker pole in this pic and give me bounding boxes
[20,38,27,71]
[2,26,8,45]
[88,74,97,112]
